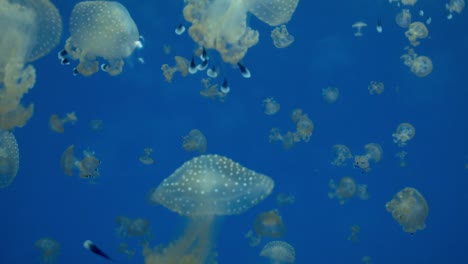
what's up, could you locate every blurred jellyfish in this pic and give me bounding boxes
[368,81,384,95]
[322,87,340,103]
[395,151,408,167]
[49,112,77,133]
[62,1,140,76]
[269,128,299,150]
[0,130,19,188]
[0,0,62,130]
[348,224,361,242]
[354,143,383,173]
[362,256,373,264]
[117,242,135,260]
[264,97,281,115]
[276,193,295,207]
[352,21,367,36]
[328,177,369,205]
[291,109,314,142]
[114,216,151,238]
[402,0,417,5]
[446,0,465,14]
[260,240,295,263]
[386,187,429,234]
[35,237,60,264]
[200,78,227,102]
[254,209,285,238]
[139,147,154,165]
[396,9,412,28]
[144,154,274,263]
[392,122,416,147]
[161,56,190,82]
[182,129,207,153]
[405,22,428,47]
[89,119,103,131]
[331,144,352,166]
[245,229,262,247]
[60,145,100,179]
[401,48,433,77]
[271,25,295,48]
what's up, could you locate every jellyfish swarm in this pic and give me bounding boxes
[139,147,154,165]
[63,1,140,76]
[0,130,19,188]
[0,0,62,130]
[145,154,274,263]
[328,177,369,205]
[368,81,384,95]
[386,187,429,233]
[182,0,299,64]
[254,209,286,238]
[396,9,412,28]
[182,129,207,153]
[392,122,416,147]
[264,97,281,115]
[354,143,383,173]
[60,145,100,179]
[35,237,60,264]
[322,87,339,103]
[405,22,428,47]
[260,240,295,263]
[271,25,295,48]
[331,144,352,167]
[114,216,151,238]
[401,48,433,77]
[49,112,77,133]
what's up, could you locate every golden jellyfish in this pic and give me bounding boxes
[331,144,353,167]
[0,130,19,188]
[405,22,428,46]
[62,1,141,76]
[0,0,62,130]
[401,48,433,77]
[264,97,281,115]
[322,86,340,103]
[352,21,367,37]
[145,154,274,263]
[49,112,77,133]
[254,209,286,238]
[392,122,416,147]
[368,81,384,95]
[161,56,190,82]
[291,109,314,142]
[182,0,299,64]
[328,177,369,205]
[354,143,383,173]
[271,25,295,48]
[396,9,412,28]
[182,129,207,153]
[139,147,154,165]
[348,224,361,242]
[260,241,295,263]
[446,0,465,14]
[401,0,417,5]
[60,145,101,179]
[386,187,429,234]
[35,237,60,264]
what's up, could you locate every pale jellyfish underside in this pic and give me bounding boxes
[64,1,140,76]
[0,130,19,188]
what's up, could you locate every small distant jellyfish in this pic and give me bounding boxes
[263,98,281,115]
[386,187,429,234]
[352,21,367,36]
[368,81,384,95]
[401,48,433,77]
[139,147,154,165]
[89,119,103,131]
[62,1,141,76]
[161,56,190,82]
[0,130,19,188]
[396,9,412,28]
[271,25,295,48]
[49,112,77,133]
[260,241,295,264]
[322,86,340,103]
[354,143,383,173]
[446,0,465,15]
[392,122,416,147]
[291,109,314,142]
[35,237,60,264]
[401,0,418,5]
[331,144,353,167]
[269,128,298,150]
[347,224,361,242]
[328,177,369,205]
[395,151,408,167]
[117,242,135,260]
[60,145,101,180]
[405,22,428,46]
[254,209,286,238]
[276,193,295,207]
[245,230,262,247]
[182,129,207,153]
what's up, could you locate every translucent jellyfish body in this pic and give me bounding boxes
[161,56,190,82]
[260,241,295,263]
[263,97,281,115]
[405,22,428,46]
[401,0,417,5]
[114,216,151,238]
[63,1,140,76]
[271,25,295,48]
[354,143,383,173]
[60,145,100,179]
[292,109,314,142]
[182,129,207,153]
[35,237,60,264]
[254,209,285,238]
[49,112,77,133]
[0,130,19,188]
[352,22,367,36]
[276,193,295,206]
[386,187,429,233]
[401,48,433,77]
[348,224,361,242]
[331,144,353,166]
[396,9,412,28]
[322,86,340,103]
[368,81,384,95]
[328,177,369,205]
[392,122,416,147]
[139,147,154,165]
[446,0,465,14]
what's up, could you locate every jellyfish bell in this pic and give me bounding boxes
[245,0,300,26]
[60,145,76,176]
[352,21,367,36]
[254,209,286,238]
[0,130,19,188]
[260,240,295,263]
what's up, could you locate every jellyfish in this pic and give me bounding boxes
[352,22,367,36]
[245,229,262,247]
[60,145,101,179]
[182,0,299,64]
[200,78,227,102]
[292,109,314,142]
[161,56,190,82]
[322,86,340,103]
[263,97,281,115]
[354,143,383,173]
[368,81,384,95]
[405,22,428,47]
[392,122,416,147]
[254,209,285,238]
[328,177,369,205]
[115,216,152,238]
[89,119,103,131]
[0,0,62,130]
[260,241,295,263]
[446,0,465,14]
[35,237,60,264]
[395,151,408,167]
[271,25,295,48]
[144,154,274,263]
[62,1,141,76]
[0,130,19,188]
[139,147,154,165]
[49,112,77,133]
[396,9,412,28]
[347,224,361,242]
[331,144,352,167]
[276,193,295,207]
[117,242,136,259]
[401,48,433,77]
[401,0,417,5]
[182,129,207,153]
[386,187,429,234]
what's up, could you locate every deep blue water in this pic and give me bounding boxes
[1,0,468,263]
